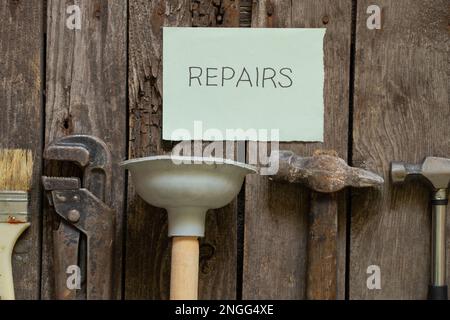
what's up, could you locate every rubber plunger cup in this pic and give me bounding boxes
[121,156,256,299]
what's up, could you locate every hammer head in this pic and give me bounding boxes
[271,150,384,193]
[391,157,450,190]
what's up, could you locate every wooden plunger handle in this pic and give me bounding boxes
[306,192,338,300]
[170,236,199,300]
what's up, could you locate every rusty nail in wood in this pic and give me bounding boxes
[267,3,274,16]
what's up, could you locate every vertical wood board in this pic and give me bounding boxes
[0,0,44,300]
[243,0,352,299]
[350,0,449,299]
[125,0,241,300]
[42,0,127,299]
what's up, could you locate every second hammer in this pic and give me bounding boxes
[271,150,383,299]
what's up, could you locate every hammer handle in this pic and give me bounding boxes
[428,285,448,300]
[306,192,338,300]
[170,236,199,300]
[429,198,448,300]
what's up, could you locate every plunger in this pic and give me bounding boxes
[122,156,255,299]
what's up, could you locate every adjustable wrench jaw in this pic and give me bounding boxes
[43,135,112,204]
[42,135,115,300]
[44,135,111,168]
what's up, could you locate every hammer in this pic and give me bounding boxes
[270,150,384,299]
[391,157,450,300]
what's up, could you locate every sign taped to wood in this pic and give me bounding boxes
[163,27,326,142]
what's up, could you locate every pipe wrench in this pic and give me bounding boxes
[42,135,114,299]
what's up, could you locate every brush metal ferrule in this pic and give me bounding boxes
[0,191,29,223]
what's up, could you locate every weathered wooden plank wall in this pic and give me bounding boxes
[350,0,449,299]
[0,0,44,299]
[1,0,448,300]
[243,0,352,299]
[42,0,127,299]
[125,0,188,300]
[126,0,241,300]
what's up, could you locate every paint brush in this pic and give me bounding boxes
[0,149,33,300]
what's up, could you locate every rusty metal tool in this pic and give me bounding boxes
[270,150,384,300]
[42,135,114,300]
[391,157,450,300]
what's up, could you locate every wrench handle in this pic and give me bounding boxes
[0,223,30,300]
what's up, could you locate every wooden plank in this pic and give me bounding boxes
[350,0,449,299]
[125,0,241,300]
[240,0,252,27]
[243,0,352,299]
[42,0,127,299]
[0,0,44,300]
[307,192,338,299]
[194,0,241,300]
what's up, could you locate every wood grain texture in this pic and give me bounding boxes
[240,0,252,27]
[125,0,241,300]
[126,1,189,299]
[243,0,352,299]
[307,192,338,299]
[0,0,44,300]
[170,237,199,300]
[350,0,449,299]
[42,0,127,299]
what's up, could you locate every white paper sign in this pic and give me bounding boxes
[163,27,325,141]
